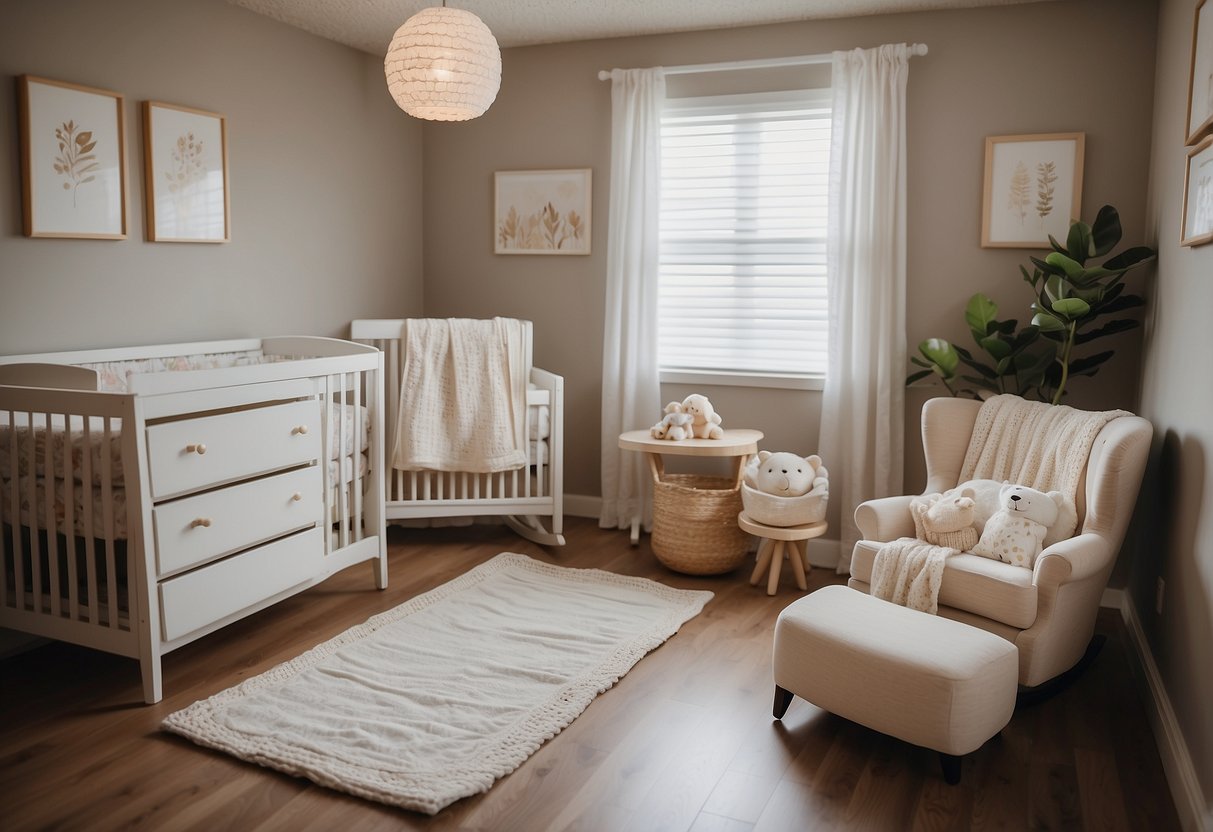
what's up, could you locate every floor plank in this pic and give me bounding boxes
[0,518,1183,831]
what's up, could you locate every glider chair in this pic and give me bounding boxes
[846,396,1152,689]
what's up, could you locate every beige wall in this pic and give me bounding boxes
[0,0,425,355]
[422,0,1158,510]
[1135,0,1213,817]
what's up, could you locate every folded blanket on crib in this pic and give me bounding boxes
[870,538,958,615]
[391,318,528,473]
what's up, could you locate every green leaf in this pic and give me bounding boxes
[919,338,959,376]
[1051,297,1091,318]
[979,336,1012,360]
[1090,205,1123,256]
[1093,294,1145,315]
[1065,221,1092,263]
[1011,325,1041,350]
[957,356,998,379]
[994,319,1018,335]
[1031,255,1065,277]
[1045,251,1086,281]
[1073,319,1140,344]
[1102,245,1156,271]
[1047,233,1067,254]
[1032,311,1067,332]
[1044,275,1067,303]
[906,369,934,385]
[910,356,932,367]
[1067,351,1113,375]
[964,294,999,337]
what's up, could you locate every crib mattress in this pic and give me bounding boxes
[2,454,368,541]
[0,405,369,486]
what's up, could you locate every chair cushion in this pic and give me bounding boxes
[850,540,1037,629]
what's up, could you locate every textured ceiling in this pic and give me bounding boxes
[231,0,1053,54]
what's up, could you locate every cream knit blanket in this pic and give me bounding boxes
[871,538,956,614]
[391,318,528,473]
[958,394,1129,505]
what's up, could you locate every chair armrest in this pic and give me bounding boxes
[1032,533,1112,587]
[855,495,917,541]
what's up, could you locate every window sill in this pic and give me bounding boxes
[660,369,825,392]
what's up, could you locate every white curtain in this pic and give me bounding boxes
[821,43,911,572]
[600,68,665,530]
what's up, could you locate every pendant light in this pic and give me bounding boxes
[384,2,501,121]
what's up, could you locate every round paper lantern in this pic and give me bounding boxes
[384,6,501,122]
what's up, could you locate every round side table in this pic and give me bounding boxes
[618,428,763,574]
[739,511,828,596]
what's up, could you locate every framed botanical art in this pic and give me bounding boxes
[1187,0,1213,145]
[143,101,230,242]
[17,75,127,239]
[981,133,1085,249]
[494,169,591,255]
[1181,135,1213,247]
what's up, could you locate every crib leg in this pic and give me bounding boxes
[141,654,163,705]
[505,515,566,547]
[372,551,389,590]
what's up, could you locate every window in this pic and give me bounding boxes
[658,89,831,385]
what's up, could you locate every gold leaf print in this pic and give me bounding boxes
[1035,161,1057,220]
[1007,161,1031,225]
[52,120,100,208]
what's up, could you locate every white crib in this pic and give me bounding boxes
[351,319,564,547]
[0,336,386,703]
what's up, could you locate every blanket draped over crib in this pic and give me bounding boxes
[390,318,528,473]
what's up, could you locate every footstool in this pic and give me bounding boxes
[772,585,1018,783]
[738,512,827,595]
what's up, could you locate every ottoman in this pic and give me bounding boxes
[772,585,1018,783]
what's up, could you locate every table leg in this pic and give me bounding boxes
[767,540,785,596]
[630,515,640,546]
[788,539,808,591]
[750,539,774,586]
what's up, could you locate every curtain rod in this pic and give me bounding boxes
[596,43,927,80]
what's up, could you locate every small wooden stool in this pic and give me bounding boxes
[739,512,828,596]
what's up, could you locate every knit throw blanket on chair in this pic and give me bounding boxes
[958,394,1129,507]
[871,538,957,614]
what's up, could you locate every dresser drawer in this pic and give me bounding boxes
[146,400,321,499]
[153,466,322,577]
[159,527,322,642]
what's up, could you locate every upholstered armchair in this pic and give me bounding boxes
[847,396,1152,688]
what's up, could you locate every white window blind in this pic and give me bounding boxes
[659,88,831,378]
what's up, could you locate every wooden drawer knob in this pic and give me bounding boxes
[185,443,207,455]
[291,492,303,502]
[190,518,212,528]
[292,425,309,435]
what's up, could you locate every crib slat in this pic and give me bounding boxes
[6,410,20,611]
[337,372,349,549]
[352,367,363,542]
[322,375,334,555]
[81,416,98,624]
[63,414,78,619]
[42,413,62,617]
[26,411,42,615]
[100,419,118,628]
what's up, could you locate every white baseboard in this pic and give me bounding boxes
[1119,596,1211,832]
[1101,586,1124,609]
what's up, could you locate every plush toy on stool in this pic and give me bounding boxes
[650,401,695,441]
[681,393,724,439]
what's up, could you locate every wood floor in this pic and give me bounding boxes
[1,518,1181,831]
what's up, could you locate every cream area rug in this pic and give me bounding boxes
[162,553,713,815]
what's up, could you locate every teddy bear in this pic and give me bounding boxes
[912,487,979,550]
[745,451,828,497]
[971,483,1065,568]
[680,393,723,440]
[650,401,695,441]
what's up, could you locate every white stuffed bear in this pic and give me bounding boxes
[650,402,694,441]
[937,478,1078,548]
[681,393,723,440]
[912,488,979,550]
[971,484,1065,568]
[745,451,828,497]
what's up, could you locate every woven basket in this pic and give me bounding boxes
[651,473,749,575]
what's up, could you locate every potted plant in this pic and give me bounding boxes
[909,205,1155,404]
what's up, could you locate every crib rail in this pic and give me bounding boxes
[352,319,564,546]
[0,386,143,655]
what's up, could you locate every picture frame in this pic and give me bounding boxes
[1186,0,1213,145]
[17,75,127,239]
[494,169,591,255]
[981,133,1084,249]
[142,101,230,243]
[1181,135,1213,247]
